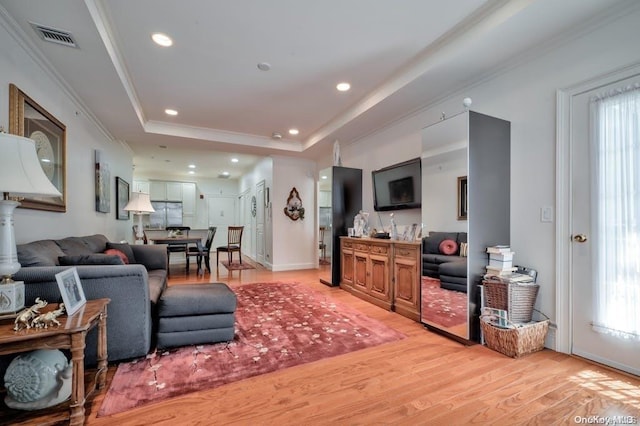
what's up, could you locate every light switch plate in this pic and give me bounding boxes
[541,206,553,223]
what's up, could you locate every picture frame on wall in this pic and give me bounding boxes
[116,176,130,220]
[8,83,67,212]
[95,150,110,213]
[457,175,468,221]
[55,267,86,316]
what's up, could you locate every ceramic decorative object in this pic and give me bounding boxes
[353,210,370,237]
[4,349,72,410]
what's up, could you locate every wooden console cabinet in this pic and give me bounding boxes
[340,237,420,321]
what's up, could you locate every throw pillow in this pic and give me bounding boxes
[105,242,136,264]
[59,254,125,266]
[459,242,469,257]
[439,239,458,255]
[104,249,129,264]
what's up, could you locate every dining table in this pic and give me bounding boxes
[147,235,204,275]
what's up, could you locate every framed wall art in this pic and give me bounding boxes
[457,175,468,220]
[8,83,66,212]
[116,176,130,220]
[95,150,110,213]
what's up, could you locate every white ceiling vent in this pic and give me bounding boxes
[30,22,78,48]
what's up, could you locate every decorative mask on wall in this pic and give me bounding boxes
[284,187,305,221]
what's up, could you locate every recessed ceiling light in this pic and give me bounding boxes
[188,171,195,175]
[272,132,282,140]
[165,109,178,116]
[188,164,196,169]
[336,82,351,92]
[231,158,239,163]
[152,33,173,47]
[321,175,327,180]
[158,145,167,149]
[288,128,299,135]
[222,171,230,176]
[257,62,271,71]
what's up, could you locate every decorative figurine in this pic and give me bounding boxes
[389,213,398,240]
[13,298,48,331]
[33,304,66,329]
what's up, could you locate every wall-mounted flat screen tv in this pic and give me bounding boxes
[372,157,422,211]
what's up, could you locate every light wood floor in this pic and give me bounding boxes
[77,261,640,425]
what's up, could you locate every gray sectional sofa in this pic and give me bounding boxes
[422,231,468,292]
[13,234,168,364]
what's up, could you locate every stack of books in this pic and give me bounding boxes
[485,245,516,277]
[484,245,535,283]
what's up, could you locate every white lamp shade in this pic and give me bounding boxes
[124,192,155,214]
[0,133,61,197]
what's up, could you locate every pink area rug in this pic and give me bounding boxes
[98,282,405,417]
[220,260,255,270]
[421,277,468,328]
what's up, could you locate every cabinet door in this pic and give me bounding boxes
[353,251,369,291]
[182,182,196,216]
[369,253,390,302]
[149,181,166,200]
[393,246,420,315]
[133,180,150,194]
[341,247,354,287]
[166,182,182,201]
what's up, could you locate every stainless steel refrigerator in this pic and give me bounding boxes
[149,201,183,228]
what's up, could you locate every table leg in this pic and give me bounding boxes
[97,307,108,389]
[69,331,86,426]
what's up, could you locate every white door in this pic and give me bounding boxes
[570,75,640,376]
[256,181,266,265]
[206,196,236,251]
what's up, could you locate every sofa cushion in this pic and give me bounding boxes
[82,234,110,253]
[423,253,465,265]
[424,232,459,254]
[439,260,467,277]
[106,242,136,264]
[56,237,94,256]
[59,254,125,266]
[147,269,168,304]
[104,249,129,264]
[17,240,66,267]
[439,239,458,255]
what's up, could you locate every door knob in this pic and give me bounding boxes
[573,234,588,243]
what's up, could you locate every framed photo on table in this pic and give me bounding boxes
[55,268,86,316]
[8,83,66,212]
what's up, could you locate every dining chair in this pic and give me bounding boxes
[319,226,327,260]
[216,226,244,265]
[187,227,216,273]
[165,226,191,264]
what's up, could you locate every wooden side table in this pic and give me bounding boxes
[0,298,110,426]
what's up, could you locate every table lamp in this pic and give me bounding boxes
[124,192,155,244]
[0,132,62,315]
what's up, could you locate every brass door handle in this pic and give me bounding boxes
[573,234,588,243]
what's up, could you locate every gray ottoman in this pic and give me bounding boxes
[156,283,237,349]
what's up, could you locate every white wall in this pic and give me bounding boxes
[271,156,316,271]
[334,7,640,348]
[1,18,133,244]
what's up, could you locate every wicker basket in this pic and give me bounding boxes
[480,317,549,358]
[483,280,539,323]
